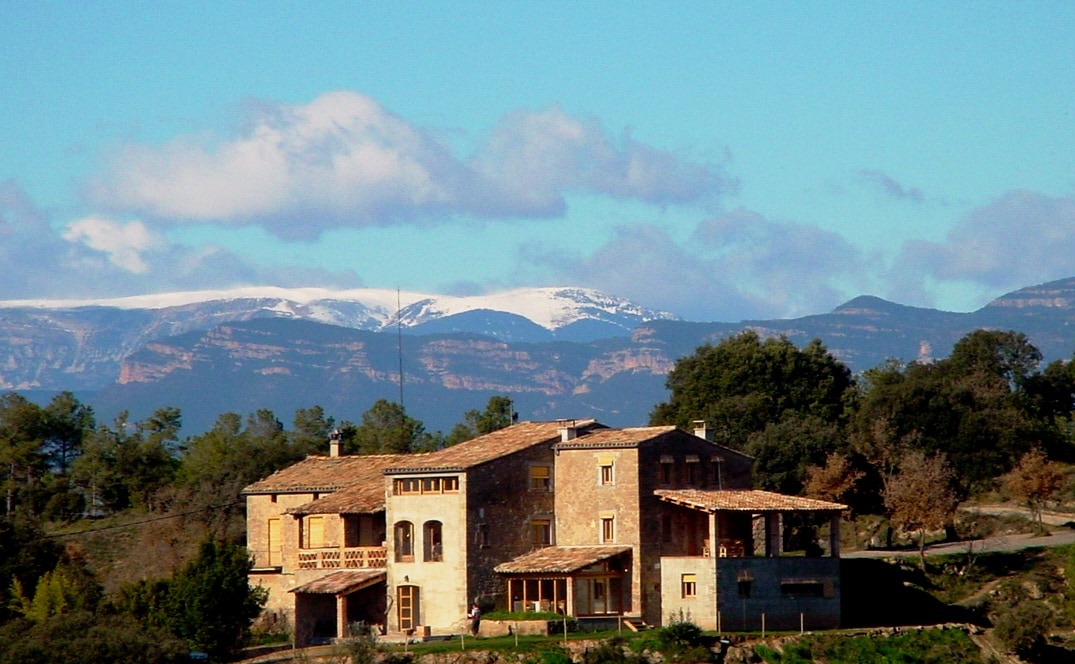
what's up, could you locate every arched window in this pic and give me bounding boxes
[394,521,414,562]
[423,520,443,562]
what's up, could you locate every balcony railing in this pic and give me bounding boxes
[298,546,388,570]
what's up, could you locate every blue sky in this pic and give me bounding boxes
[2,2,1073,321]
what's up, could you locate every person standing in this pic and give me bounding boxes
[468,602,482,636]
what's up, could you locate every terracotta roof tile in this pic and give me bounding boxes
[290,570,386,595]
[656,489,847,513]
[494,545,632,574]
[386,420,603,473]
[242,453,420,494]
[552,426,677,449]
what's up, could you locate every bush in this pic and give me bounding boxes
[656,617,704,651]
[994,601,1054,656]
[0,611,187,664]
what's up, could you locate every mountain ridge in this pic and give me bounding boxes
[8,277,1075,434]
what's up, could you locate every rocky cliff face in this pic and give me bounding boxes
[9,277,1075,434]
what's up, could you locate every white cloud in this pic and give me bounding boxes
[892,191,1075,300]
[88,92,733,238]
[534,209,870,321]
[63,216,161,273]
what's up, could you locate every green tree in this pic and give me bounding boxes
[290,405,335,455]
[70,409,181,514]
[177,410,307,537]
[0,516,60,622]
[10,544,102,623]
[650,331,853,447]
[851,330,1052,495]
[745,413,844,495]
[0,393,47,516]
[352,399,434,454]
[0,612,187,664]
[445,395,515,445]
[161,539,267,658]
[40,392,94,475]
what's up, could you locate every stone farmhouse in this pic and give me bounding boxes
[243,419,846,646]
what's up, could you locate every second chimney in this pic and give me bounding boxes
[329,429,342,457]
[693,420,711,441]
[557,419,577,442]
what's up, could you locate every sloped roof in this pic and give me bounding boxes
[244,420,603,497]
[551,426,677,449]
[286,479,386,515]
[386,420,603,474]
[494,545,632,574]
[242,453,420,494]
[656,489,847,513]
[290,570,385,595]
[551,426,754,461]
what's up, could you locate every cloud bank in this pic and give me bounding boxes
[9,89,1074,323]
[89,92,734,239]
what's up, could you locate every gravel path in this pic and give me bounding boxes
[843,504,1075,559]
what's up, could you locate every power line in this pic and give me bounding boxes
[40,500,245,540]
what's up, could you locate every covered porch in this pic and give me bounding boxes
[291,570,387,647]
[655,489,846,559]
[494,545,633,618]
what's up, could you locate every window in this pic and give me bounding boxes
[710,456,724,489]
[477,523,490,547]
[600,465,614,485]
[598,454,614,485]
[529,465,552,491]
[781,580,826,597]
[305,516,325,548]
[267,518,281,567]
[600,515,615,543]
[685,455,699,485]
[394,476,459,495]
[660,456,674,485]
[394,521,414,562]
[681,574,697,598]
[737,570,753,598]
[423,520,443,562]
[530,519,552,547]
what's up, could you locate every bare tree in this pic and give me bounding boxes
[883,450,959,568]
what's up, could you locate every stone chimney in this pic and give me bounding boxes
[693,420,711,441]
[329,429,342,457]
[557,419,577,442]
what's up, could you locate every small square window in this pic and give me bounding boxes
[681,574,697,598]
[530,519,552,547]
[530,465,552,491]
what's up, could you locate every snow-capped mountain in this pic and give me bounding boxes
[0,286,678,392]
[0,286,679,340]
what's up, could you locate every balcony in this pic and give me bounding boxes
[298,546,388,570]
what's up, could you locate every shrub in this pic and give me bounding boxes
[656,617,704,651]
[994,601,1054,656]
